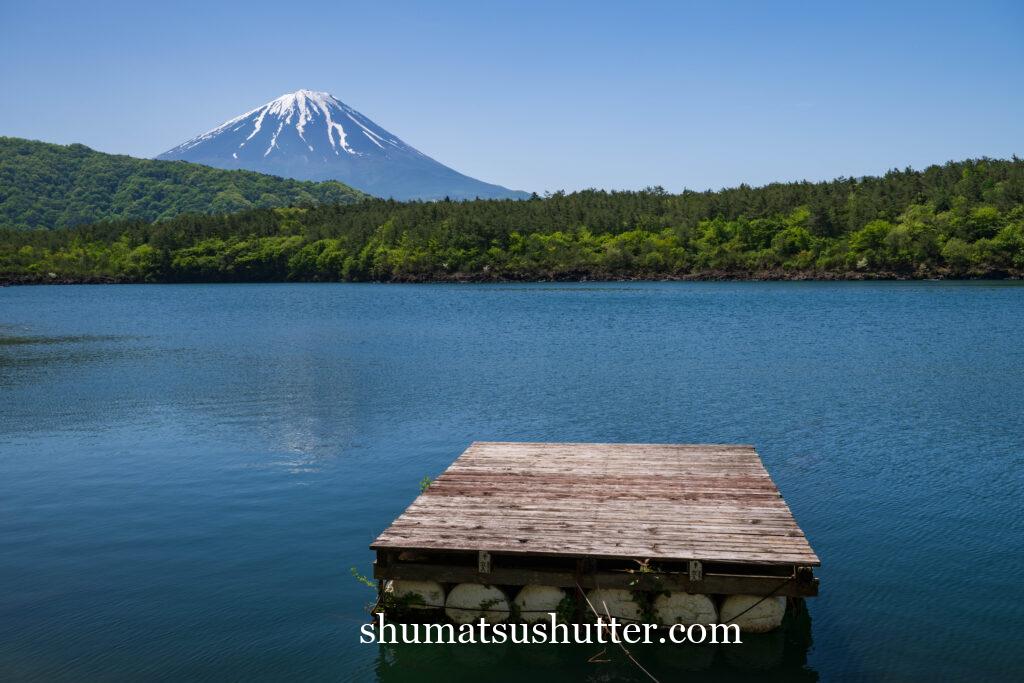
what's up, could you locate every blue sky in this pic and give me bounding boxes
[1,1,1021,193]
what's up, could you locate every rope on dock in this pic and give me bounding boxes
[717,575,794,624]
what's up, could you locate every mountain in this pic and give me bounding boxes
[157,90,529,201]
[0,137,364,230]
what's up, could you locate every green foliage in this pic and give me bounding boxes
[350,567,432,615]
[418,476,432,493]
[477,597,503,612]
[350,566,376,590]
[2,156,1023,281]
[0,137,364,230]
[554,594,577,624]
[626,559,663,588]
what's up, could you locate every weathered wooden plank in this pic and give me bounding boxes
[424,485,785,499]
[372,442,820,566]
[374,533,820,565]
[373,539,817,566]
[432,475,781,489]
[383,517,808,538]
[406,498,792,512]
[381,533,811,551]
[394,515,805,535]
[400,510,798,527]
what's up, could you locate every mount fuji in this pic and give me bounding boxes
[158,90,529,201]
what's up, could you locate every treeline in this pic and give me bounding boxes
[0,137,364,230]
[2,157,1023,282]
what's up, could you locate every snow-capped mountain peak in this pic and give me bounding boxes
[158,90,527,201]
[164,89,417,161]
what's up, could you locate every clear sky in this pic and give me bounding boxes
[1,1,1021,194]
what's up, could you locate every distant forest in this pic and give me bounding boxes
[2,157,1022,282]
[0,137,364,230]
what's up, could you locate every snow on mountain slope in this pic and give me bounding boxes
[158,90,529,201]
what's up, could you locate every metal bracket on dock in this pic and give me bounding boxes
[689,560,703,582]
[478,551,491,574]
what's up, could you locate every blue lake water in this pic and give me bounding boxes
[1,282,1022,681]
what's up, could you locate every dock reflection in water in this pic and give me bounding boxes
[374,600,815,682]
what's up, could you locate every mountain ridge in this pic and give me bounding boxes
[0,136,365,230]
[158,90,529,201]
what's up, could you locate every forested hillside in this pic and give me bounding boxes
[0,137,364,230]
[2,157,1022,282]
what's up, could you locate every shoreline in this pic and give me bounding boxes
[3,269,1021,286]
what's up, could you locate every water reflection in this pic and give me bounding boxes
[0,331,157,432]
[0,333,128,346]
[0,333,139,371]
[373,601,815,681]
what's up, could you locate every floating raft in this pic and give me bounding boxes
[372,442,819,606]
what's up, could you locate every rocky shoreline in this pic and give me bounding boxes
[3,268,1021,286]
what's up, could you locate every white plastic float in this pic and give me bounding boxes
[719,595,786,633]
[384,579,445,610]
[585,588,643,623]
[513,585,568,623]
[444,583,510,624]
[652,592,718,626]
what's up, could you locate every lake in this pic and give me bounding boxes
[1,282,1022,681]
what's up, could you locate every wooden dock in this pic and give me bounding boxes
[372,442,819,598]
